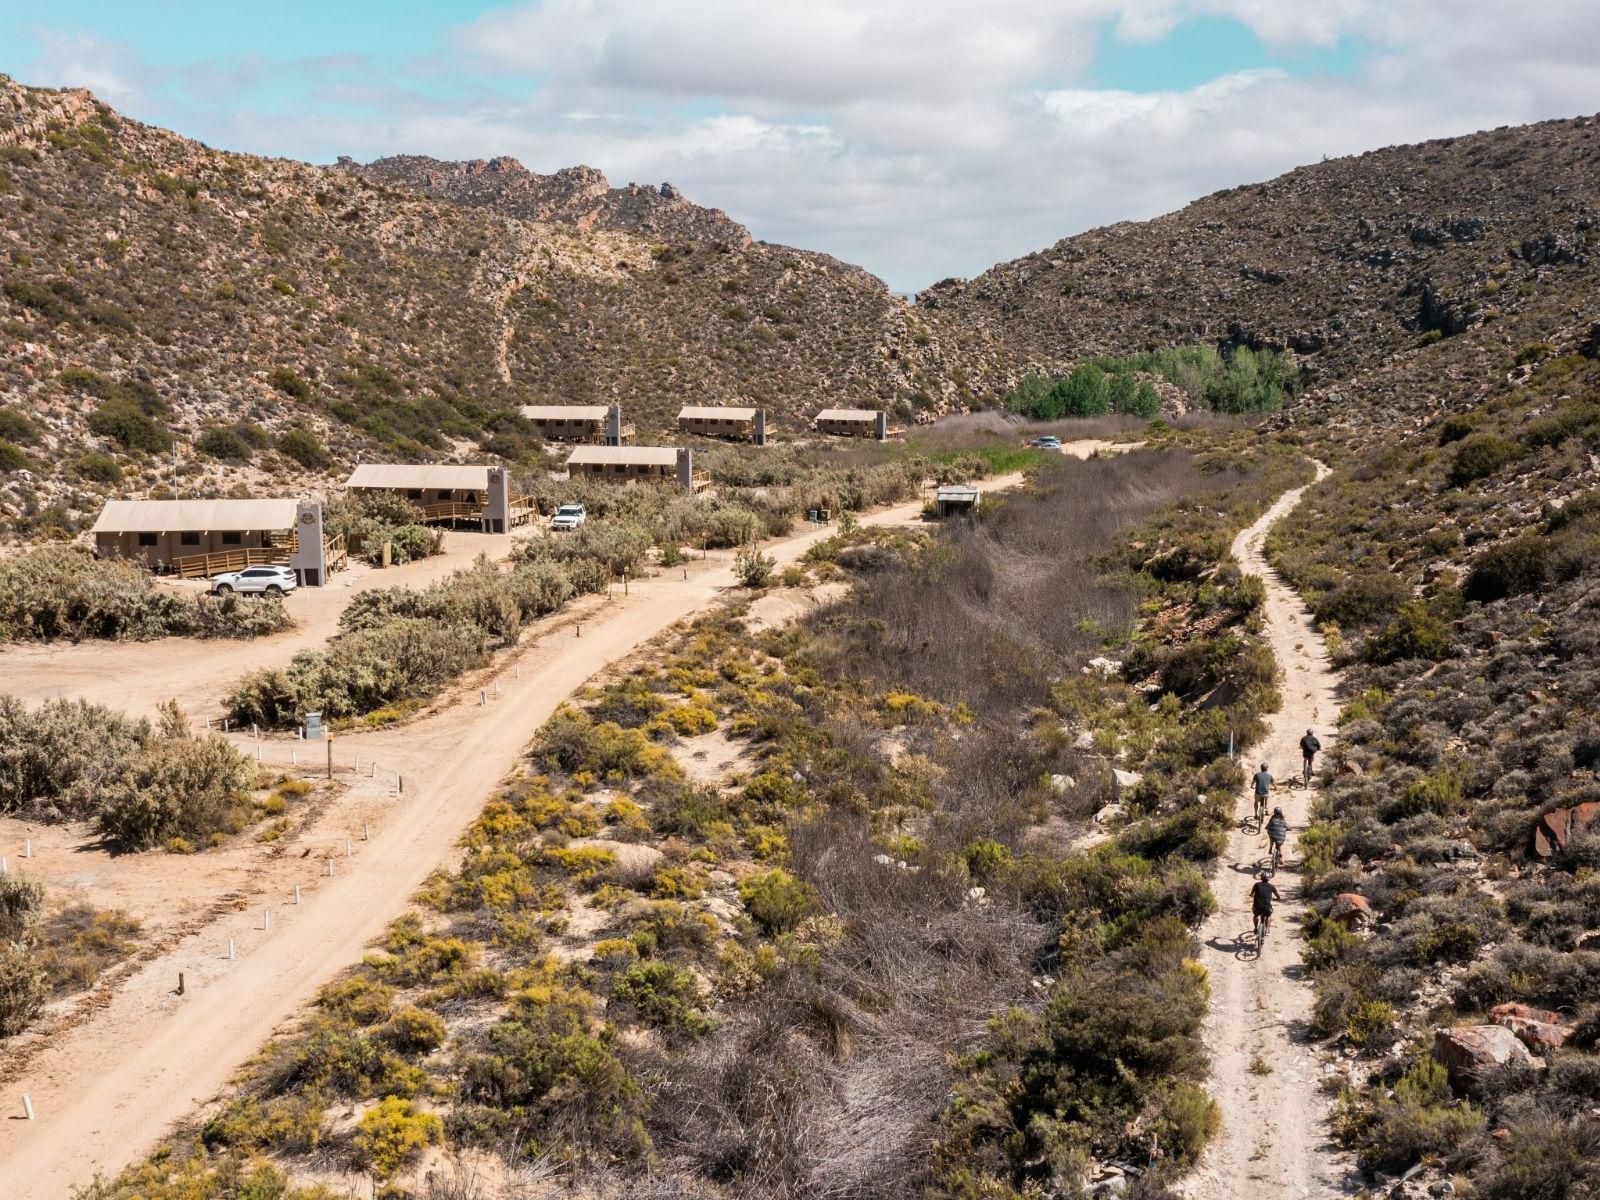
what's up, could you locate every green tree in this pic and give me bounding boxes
[1053,364,1110,417]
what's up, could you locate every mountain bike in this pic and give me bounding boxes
[1254,910,1271,945]
[1269,839,1284,872]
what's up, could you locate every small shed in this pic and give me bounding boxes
[678,405,767,445]
[935,485,981,518]
[566,446,708,492]
[814,408,892,440]
[520,404,631,445]
[90,497,339,584]
[344,464,530,531]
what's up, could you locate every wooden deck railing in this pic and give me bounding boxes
[171,546,289,580]
[323,533,349,571]
[414,500,486,524]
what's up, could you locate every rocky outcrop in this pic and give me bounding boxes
[1433,1025,1534,1089]
[1488,1003,1570,1053]
[1328,893,1373,927]
[1531,801,1600,857]
[340,154,753,248]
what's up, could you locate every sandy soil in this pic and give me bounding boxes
[1186,466,1354,1199]
[0,454,1117,1197]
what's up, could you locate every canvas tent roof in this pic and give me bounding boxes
[345,464,492,490]
[91,498,300,535]
[567,446,682,468]
[520,405,609,421]
[936,485,980,501]
[679,405,758,421]
[814,408,881,422]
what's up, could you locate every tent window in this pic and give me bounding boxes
[138,532,158,547]
[408,489,423,500]
[180,532,201,546]
[222,532,243,546]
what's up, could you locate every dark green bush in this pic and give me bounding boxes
[196,424,255,462]
[88,398,169,452]
[76,451,123,483]
[275,427,328,469]
[737,868,822,935]
[1447,434,1520,486]
[1363,602,1454,664]
[0,440,27,472]
[1464,534,1552,602]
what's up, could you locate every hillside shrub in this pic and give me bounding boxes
[0,440,27,472]
[733,548,776,589]
[1464,534,1551,602]
[196,424,256,462]
[352,1097,442,1179]
[611,961,712,1036]
[1363,602,1454,664]
[275,427,328,469]
[1447,434,1520,486]
[737,869,821,935]
[88,398,169,452]
[76,452,123,483]
[0,941,47,1037]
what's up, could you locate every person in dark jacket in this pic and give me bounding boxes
[1300,729,1322,784]
[1250,870,1282,942]
[1252,762,1273,826]
[1266,807,1290,870]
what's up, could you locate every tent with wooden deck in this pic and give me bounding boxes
[90,498,344,585]
[677,405,767,444]
[344,463,532,531]
[520,404,631,444]
[813,408,895,440]
[565,445,709,492]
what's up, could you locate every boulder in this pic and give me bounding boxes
[1328,893,1374,927]
[1489,1002,1569,1053]
[1073,730,1098,752]
[1532,801,1600,857]
[1049,773,1077,794]
[1337,759,1366,778]
[1112,768,1143,792]
[1093,803,1126,825]
[1433,1025,1532,1088]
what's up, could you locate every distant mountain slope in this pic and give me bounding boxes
[340,154,753,247]
[0,76,974,535]
[919,114,1600,387]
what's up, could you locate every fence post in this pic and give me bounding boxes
[177,972,184,996]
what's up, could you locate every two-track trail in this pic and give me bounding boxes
[1187,465,1353,1199]
[0,450,1120,1199]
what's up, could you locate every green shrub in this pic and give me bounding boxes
[0,873,44,940]
[611,961,712,1036]
[379,1005,448,1054]
[738,868,822,935]
[88,398,169,452]
[269,367,313,401]
[1313,572,1409,629]
[1464,534,1551,602]
[0,941,48,1037]
[76,452,123,483]
[276,427,329,469]
[0,407,39,445]
[0,440,27,472]
[1447,433,1520,486]
[734,548,776,589]
[1363,602,1453,664]
[93,732,257,850]
[196,424,255,462]
[1437,413,1476,444]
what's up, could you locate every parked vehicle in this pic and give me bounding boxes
[1031,435,1063,449]
[550,503,588,531]
[210,564,299,595]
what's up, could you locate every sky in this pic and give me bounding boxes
[4,2,1598,293]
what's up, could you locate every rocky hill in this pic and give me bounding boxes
[920,114,1600,392]
[0,75,981,537]
[339,155,752,248]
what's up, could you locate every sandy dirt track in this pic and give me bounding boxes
[1186,465,1352,1199]
[0,453,1144,1198]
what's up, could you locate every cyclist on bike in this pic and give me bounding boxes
[1252,762,1273,826]
[1250,870,1282,943]
[1266,807,1290,871]
[1299,729,1322,785]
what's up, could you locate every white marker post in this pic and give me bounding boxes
[22,839,31,859]
[227,938,236,961]
[22,1095,34,1121]
[327,859,335,878]
[262,909,271,931]
[290,748,298,766]
[294,884,302,905]
[363,823,370,841]
[345,840,352,857]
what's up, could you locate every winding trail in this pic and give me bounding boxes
[0,449,1124,1199]
[1187,465,1353,1200]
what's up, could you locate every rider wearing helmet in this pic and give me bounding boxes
[1250,870,1282,941]
[1300,729,1322,785]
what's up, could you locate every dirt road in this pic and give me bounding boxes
[0,454,1122,1197]
[1186,465,1352,1199]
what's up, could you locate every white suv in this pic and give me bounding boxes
[210,565,299,595]
[550,503,587,531]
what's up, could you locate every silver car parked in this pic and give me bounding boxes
[210,565,299,595]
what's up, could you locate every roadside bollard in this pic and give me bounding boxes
[263,909,271,931]
[294,884,301,905]
[228,938,236,961]
[22,1095,34,1121]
